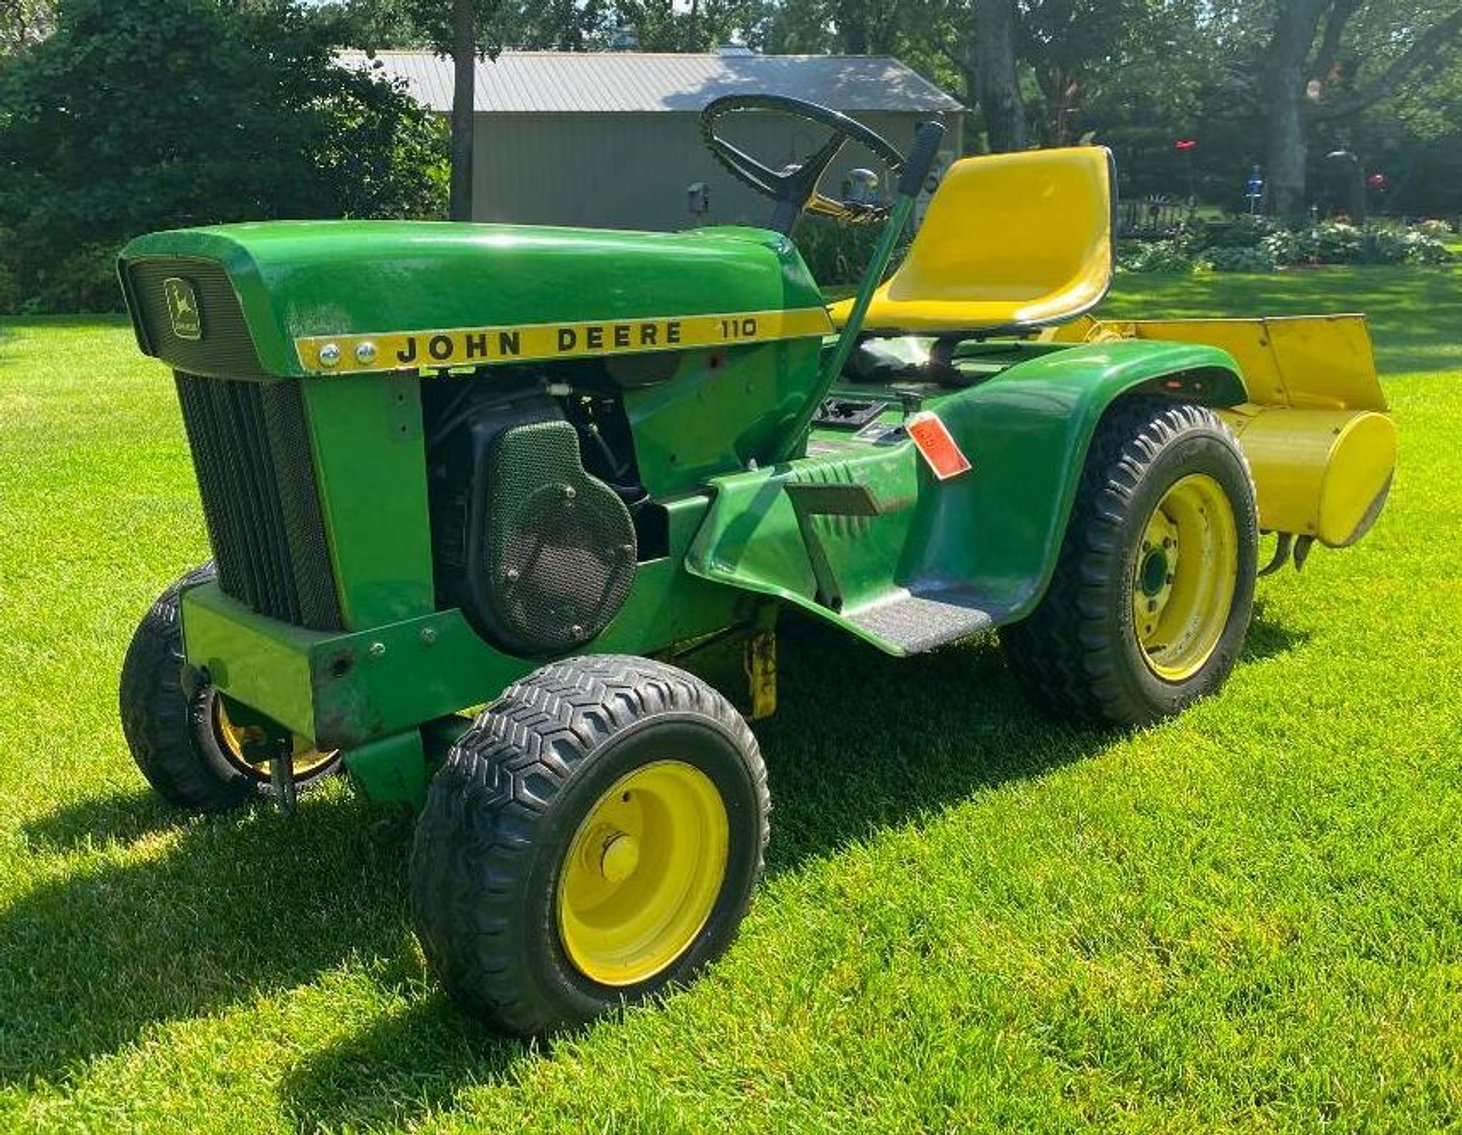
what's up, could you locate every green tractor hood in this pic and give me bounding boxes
[118,220,827,379]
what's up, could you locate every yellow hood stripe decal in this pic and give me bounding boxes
[296,306,834,375]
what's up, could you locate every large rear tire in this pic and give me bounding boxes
[410,655,769,1036]
[1001,399,1258,725]
[118,563,340,811]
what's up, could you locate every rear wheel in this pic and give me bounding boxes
[410,655,769,1036]
[1001,399,1258,725]
[119,563,340,812]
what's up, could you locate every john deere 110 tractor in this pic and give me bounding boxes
[115,96,1395,1035]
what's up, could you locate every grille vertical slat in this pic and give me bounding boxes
[225,380,293,620]
[176,375,252,604]
[260,383,344,629]
[174,373,343,632]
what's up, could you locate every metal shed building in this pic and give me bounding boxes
[346,50,965,231]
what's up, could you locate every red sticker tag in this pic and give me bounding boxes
[907,411,972,480]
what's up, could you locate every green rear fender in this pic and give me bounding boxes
[927,339,1246,619]
[688,338,1246,646]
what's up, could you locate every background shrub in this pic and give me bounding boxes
[1201,245,1278,273]
[1118,217,1451,274]
[795,218,906,286]
[0,0,447,314]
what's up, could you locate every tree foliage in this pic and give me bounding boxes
[0,0,53,56]
[783,0,1462,211]
[0,0,446,311]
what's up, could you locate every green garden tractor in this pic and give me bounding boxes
[115,96,1396,1035]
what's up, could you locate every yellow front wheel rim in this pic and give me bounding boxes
[214,699,337,781]
[1131,473,1239,681]
[557,760,729,987]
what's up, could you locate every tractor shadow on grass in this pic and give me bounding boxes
[3,607,1304,1128]
[758,604,1303,873]
[279,998,535,1132]
[1241,597,1311,663]
[21,786,194,852]
[278,607,1305,1132]
[0,789,424,1092]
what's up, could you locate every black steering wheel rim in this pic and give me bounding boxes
[699,94,906,231]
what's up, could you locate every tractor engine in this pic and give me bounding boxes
[422,371,644,657]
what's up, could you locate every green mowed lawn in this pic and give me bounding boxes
[1,268,1458,1133]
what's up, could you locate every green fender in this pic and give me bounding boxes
[925,338,1246,619]
[688,337,1246,654]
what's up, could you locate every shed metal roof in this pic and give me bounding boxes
[341,50,965,115]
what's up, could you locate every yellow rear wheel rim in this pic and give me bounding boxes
[1131,473,1239,681]
[214,699,337,781]
[557,760,729,987]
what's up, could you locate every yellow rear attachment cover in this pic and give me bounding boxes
[1051,314,1396,547]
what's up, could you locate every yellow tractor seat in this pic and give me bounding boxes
[828,146,1115,336]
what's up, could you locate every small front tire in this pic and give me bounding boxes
[410,655,770,1036]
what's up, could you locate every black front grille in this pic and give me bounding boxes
[174,373,343,631]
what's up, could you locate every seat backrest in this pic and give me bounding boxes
[884,146,1114,322]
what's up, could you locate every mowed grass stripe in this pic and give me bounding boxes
[0,268,1457,1133]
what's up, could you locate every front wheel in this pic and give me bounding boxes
[118,563,340,811]
[1002,399,1258,725]
[410,655,769,1037]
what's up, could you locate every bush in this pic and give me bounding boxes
[1116,218,1450,275]
[1201,214,1282,251]
[38,244,124,314]
[1310,220,1364,263]
[1116,239,1198,274]
[1416,219,1454,241]
[795,218,906,287]
[0,0,447,314]
[1201,246,1277,273]
[1363,227,1452,266]
[1400,231,1454,265]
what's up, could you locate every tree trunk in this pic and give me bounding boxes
[1260,0,1325,219]
[449,0,476,222]
[834,0,869,54]
[1264,63,1308,219]
[974,0,1026,153]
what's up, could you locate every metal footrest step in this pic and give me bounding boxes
[846,586,997,655]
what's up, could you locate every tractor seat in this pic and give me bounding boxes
[827,146,1115,336]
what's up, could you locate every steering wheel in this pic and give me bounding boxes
[699,94,908,234]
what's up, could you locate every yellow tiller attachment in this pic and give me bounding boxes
[1048,314,1396,556]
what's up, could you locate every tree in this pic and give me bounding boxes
[1017,0,1149,147]
[973,0,1025,151]
[348,0,506,219]
[1258,0,1462,215]
[0,0,446,312]
[449,0,477,220]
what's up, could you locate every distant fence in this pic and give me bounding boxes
[1118,197,1194,239]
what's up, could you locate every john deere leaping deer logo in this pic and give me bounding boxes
[163,277,201,341]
